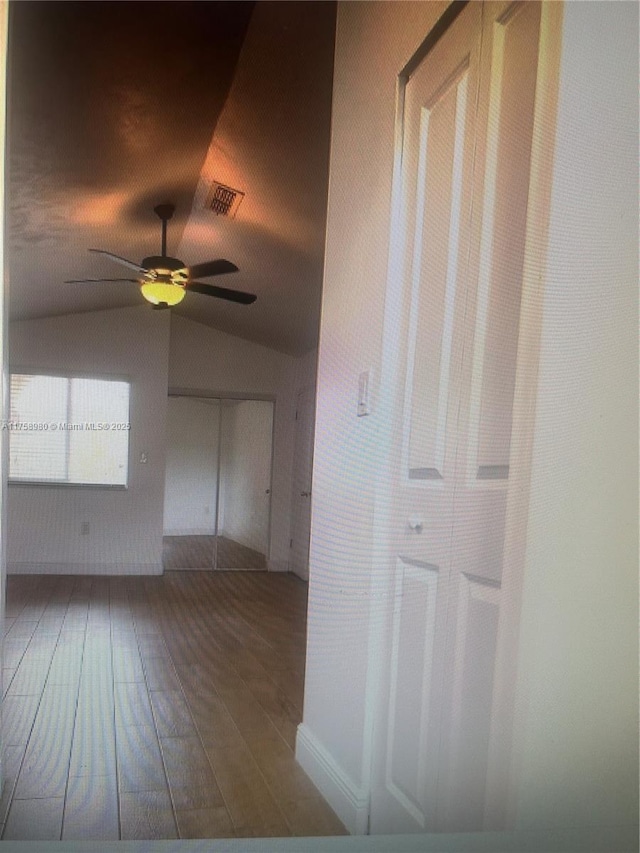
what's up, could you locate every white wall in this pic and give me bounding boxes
[298,0,448,828]
[168,314,301,572]
[293,348,318,395]
[300,0,638,844]
[8,306,170,573]
[163,396,219,535]
[218,399,273,553]
[508,1,638,835]
[7,308,313,575]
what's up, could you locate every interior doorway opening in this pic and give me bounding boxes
[162,394,274,570]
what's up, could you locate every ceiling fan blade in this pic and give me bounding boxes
[186,259,239,280]
[188,281,256,305]
[89,249,149,274]
[65,277,140,283]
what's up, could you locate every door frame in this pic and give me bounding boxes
[166,388,276,569]
[0,0,9,797]
[365,0,565,832]
[289,383,316,580]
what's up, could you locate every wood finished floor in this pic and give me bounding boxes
[0,572,346,841]
[162,535,267,571]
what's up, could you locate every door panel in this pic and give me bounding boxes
[384,559,439,827]
[163,397,220,541]
[444,574,501,829]
[406,65,469,480]
[466,1,542,481]
[439,3,543,829]
[371,1,484,833]
[217,399,273,568]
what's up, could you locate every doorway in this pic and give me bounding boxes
[289,385,316,580]
[162,394,274,570]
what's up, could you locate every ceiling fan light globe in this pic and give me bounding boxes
[140,281,186,307]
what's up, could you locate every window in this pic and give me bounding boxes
[9,374,130,486]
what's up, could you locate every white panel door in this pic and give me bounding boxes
[436,3,543,830]
[371,0,547,834]
[370,2,484,833]
[217,399,274,564]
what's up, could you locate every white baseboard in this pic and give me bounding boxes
[7,562,163,575]
[267,559,289,572]
[162,528,216,536]
[295,722,369,835]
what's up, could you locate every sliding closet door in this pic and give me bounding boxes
[163,396,220,569]
[216,400,274,570]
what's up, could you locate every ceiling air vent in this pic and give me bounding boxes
[205,181,245,218]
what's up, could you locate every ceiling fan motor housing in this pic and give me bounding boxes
[141,256,187,278]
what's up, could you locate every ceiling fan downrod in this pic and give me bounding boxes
[154,203,175,258]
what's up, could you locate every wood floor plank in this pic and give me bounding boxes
[62,774,120,840]
[204,741,290,838]
[137,634,170,660]
[0,743,26,829]
[6,658,50,697]
[5,620,40,641]
[114,681,155,729]
[2,570,345,842]
[170,783,228,812]
[245,729,326,808]
[175,805,236,839]
[285,795,348,837]
[68,699,117,778]
[143,656,181,692]
[2,796,64,841]
[163,534,267,571]
[1,693,40,747]
[48,640,84,687]
[160,735,219,791]
[115,725,168,794]
[149,689,197,738]
[14,684,77,799]
[2,668,16,697]
[120,790,178,840]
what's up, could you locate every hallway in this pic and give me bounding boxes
[0,571,345,841]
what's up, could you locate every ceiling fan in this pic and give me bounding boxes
[66,203,256,309]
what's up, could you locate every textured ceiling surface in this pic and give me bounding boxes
[8,1,336,355]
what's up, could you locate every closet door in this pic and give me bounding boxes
[370,1,484,832]
[371,1,551,833]
[162,396,220,569]
[436,1,544,830]
[216,400,273,569]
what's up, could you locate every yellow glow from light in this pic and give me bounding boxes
[140,281,186,306]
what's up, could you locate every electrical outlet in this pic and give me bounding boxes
[80,522,90,535]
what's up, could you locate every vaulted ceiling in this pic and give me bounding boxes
[8,1,336,356]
